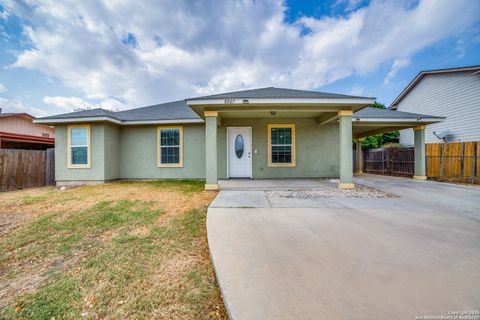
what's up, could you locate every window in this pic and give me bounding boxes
[268,124,296,167]
[157,126,183,167]
[68,125,90,168]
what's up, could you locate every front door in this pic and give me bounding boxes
[227,127,252,178]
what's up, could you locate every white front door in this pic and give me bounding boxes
[228,127,252,178]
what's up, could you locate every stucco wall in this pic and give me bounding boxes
[55,118,341,182]
[104,124,120,180]
[119,124,206,179]
[218,118,340,179]
[55,124,113,182]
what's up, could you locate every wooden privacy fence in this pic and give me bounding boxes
[426,142,479,180]
[0,148,55,192]
[362,142,480,182]
[363,147,414,176]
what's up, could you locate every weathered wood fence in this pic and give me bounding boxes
[363,147,414,176]
[362,142,480,183]
[0,148,55,192]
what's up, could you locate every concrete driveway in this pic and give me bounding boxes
[207,175,480,320]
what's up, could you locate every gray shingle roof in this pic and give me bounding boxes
[188,87,374,100]
[353,107,445,119]
[38,100,201,122]
[39,108,118,120]
[116,100,200,121]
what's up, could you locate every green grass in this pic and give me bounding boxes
[0,182,225,320]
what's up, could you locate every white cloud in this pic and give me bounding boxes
[43,96,125,112]
[384,58,410,85]
[349,86,364,96]
[0,97,47,117]
[2,0,479,110]
[0,83,6,94]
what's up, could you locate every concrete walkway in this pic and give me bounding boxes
[207,175,480,320]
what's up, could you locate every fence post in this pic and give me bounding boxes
[439,144,444,178]
[473,144,477,184]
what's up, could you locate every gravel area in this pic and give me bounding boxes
[267,184,397,199]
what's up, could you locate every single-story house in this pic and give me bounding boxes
[389,65,480,145]
[34,87,444,190]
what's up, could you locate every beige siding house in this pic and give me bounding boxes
[0,110,55,149]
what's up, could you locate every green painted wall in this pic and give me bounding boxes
[119,124,205,179]
[55,123,118,182]
[104,124,120,180]
[217,118,340,179]
[55,118,340,182]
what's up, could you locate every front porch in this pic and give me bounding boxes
[185,88,444,191]
[218,178,337,191]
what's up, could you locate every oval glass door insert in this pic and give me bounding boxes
[235,134,244,159]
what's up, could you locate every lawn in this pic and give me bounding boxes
[0,181,227,319]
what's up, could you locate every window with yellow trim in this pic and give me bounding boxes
[268,124,296,167]
[157,126,183,167]
[68,125,90,168]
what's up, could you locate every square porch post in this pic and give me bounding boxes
[413,125,427,180]
[355,138,363,173]
[205,111,219,190]
[338,110,354,189]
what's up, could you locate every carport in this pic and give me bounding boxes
[352,107,444,179]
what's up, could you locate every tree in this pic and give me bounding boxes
[360,102,399,150]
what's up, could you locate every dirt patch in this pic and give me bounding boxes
[0,253,80,309]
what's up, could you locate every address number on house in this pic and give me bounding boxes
[224,99,236,104]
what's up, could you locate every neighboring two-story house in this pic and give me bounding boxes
[389,65,480,145]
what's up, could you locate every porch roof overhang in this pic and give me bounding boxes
[186,87,376,118]
[187,97,376,118]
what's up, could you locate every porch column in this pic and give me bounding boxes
[355,138,363,173]
[338,110,354,189]
[413,125,427,180]
[205,111,219,190]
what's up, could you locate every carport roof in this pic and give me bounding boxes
[353,107,444,121]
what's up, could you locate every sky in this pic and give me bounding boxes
[0,0,479,117]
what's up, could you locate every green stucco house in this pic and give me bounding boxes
[34,87,444,190]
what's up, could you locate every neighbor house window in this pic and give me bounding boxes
[67,124,91,168]
[268,124,296,167]
[157,126,183,167]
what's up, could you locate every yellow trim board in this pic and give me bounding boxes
[413,125,426,131]
[157,126,184,168]
[267,124,296,167]
[67,124,91,169]
[337,110,353,117]
[413,175,427,180]
[338,182,355,189]
[204,111,219,117]
[205,183,219,191]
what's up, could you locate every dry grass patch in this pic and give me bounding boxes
[0,181,226,319]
